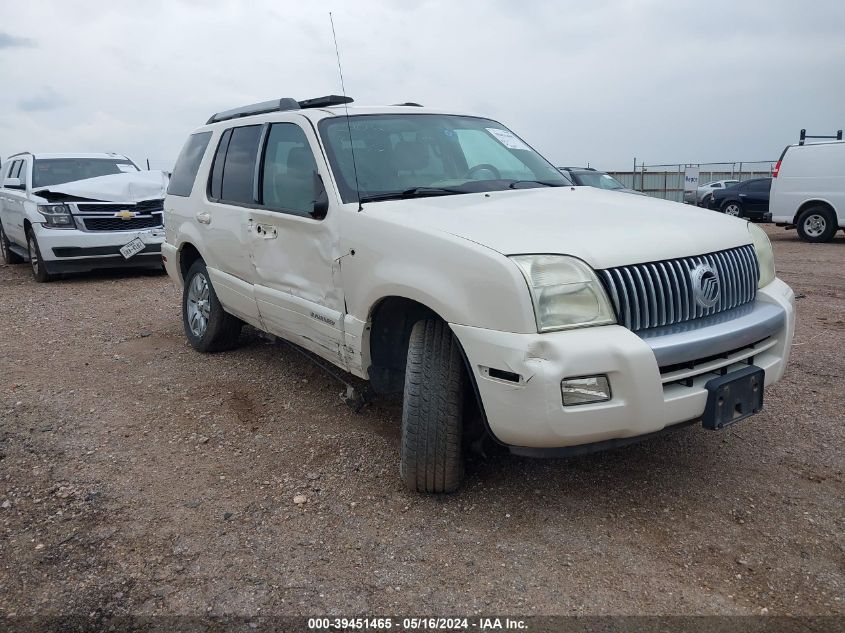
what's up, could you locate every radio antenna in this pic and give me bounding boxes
[329,12,363,212]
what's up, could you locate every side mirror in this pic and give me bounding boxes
[312,171,329,220]
[3,177,23,190]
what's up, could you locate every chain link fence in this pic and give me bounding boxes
[609,161,776,202]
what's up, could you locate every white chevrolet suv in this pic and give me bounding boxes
[163,96,795,493]
[0,152,166,281]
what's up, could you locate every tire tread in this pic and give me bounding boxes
[400,319,464,493]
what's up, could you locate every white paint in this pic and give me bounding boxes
[770,141,844,229]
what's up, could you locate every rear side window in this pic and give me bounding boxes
[219,125,262,204]
[749,179,770,192]
[168,131,212,197]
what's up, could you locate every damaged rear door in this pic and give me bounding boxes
[247,121,346,367]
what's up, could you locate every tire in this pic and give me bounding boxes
[722,201,742,217]
[400,319,465,494]
[26,230,53,282]
[182,259,242,352]
[796,206,837,243]
[0,223,24,264]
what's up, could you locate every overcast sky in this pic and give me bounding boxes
[1,0,843,171]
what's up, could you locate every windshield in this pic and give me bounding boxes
[573,171,625,190]
[318,114,569,203]
[32,158,139,188]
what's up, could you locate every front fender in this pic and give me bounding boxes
[340,213,536,333]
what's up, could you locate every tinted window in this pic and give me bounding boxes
[168,132,212,197]
[32,158,137,188]
[12,161,22,178]
[220,125,262,204]
[749,179,771,192]
[261,124,318,214]
[208,128,232,200]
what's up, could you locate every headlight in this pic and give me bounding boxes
[37,204,74,229]
[748,223,775,288]
[510,255,616,332]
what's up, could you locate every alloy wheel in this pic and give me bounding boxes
[186,272,211,337]
[27,234,39,276]
[724,204,741,216]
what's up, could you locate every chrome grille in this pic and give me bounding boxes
[598,245,759,332]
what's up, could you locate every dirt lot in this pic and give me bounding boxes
[0,225,842,618]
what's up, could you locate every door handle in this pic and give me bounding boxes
[196,211,211,224]
[738,193,746,197]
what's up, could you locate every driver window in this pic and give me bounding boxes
[261,123,318,215]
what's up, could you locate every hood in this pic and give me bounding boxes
[33,170,169,203]
[365,186,753,269]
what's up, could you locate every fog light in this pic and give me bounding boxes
[561,375,611,406]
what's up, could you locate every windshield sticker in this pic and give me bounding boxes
[486,128,530,151]
[117,164,137,172]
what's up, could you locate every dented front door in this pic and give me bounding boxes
[246,121,346,368]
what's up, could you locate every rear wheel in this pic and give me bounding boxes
[0,223,24,264]
[400,319,465,494]
[722,202,742,217]
[182,259,242,352]
[26,230,53,282]
[796,206,837,243]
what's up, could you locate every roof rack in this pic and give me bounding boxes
[799,128,843,145]
[206,95,354,125]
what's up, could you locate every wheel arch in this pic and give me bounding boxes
[793,199,837,224]
[365,293,492,445]
[365,294,444,394]
[177,242,203,283]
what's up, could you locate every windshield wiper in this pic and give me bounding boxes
[358,186,468,203]
[507,180,567,189]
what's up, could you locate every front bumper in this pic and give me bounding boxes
[451,278,795,451]
[33,224,165,273]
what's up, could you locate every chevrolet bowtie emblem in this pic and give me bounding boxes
[114,210,137,220]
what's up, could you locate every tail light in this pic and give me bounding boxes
[772,160,781,178]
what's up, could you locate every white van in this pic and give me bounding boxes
[769,141,845,242]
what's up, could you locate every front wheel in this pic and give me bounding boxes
[796,206,837,243]
[182,260,242,352]
[400,319,465,494]
[722,202,742,217]
[26,230,53,282]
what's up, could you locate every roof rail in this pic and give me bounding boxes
[7,151,32,158]
[206,95,354,125]
[207,98,301,125]
[298,95,353,109]
[799,128,843,145]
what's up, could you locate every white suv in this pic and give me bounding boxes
[163,96,795,493]
[0,152,166,281]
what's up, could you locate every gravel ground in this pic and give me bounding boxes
[0,225,842,617]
